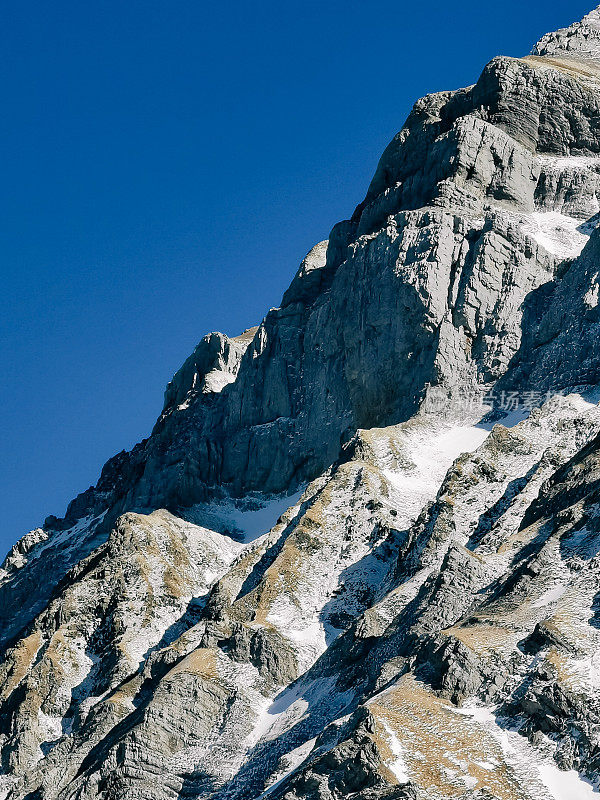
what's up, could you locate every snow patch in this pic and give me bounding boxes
[255,675,354,749]
[381,721,410,783]
[564,651,600,694]
[37,710,63,745]
[381,421,490,530]
[532,584,567,608]
[523,211,593,259]
[187,491,304,543]
[537,154,600,172]
[539,763,600,800]
[449,703,600,799]
[265,599,326,663]
[258,738,317,798]
[585,273,600,309]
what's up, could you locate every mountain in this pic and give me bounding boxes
[2,7,600,800]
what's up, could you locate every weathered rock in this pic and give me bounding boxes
[533,7,600,65]
[161,328,258,414]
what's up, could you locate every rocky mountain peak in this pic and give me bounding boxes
[161,327,258,417]
[2,6,600,800]
[533,5,600,64]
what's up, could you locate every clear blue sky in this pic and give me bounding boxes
[0,0,590,554]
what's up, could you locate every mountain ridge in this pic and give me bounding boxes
[2,6,600,800]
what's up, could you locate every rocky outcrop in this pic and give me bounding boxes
[3,6,600,800]
[161,328,258,414]
[499,226,600,394]
[533,7,600,65]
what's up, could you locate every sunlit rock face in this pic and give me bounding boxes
[533,6,600,65]
[3,7,600,800]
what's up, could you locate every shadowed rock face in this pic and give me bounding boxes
[3,7,600,800]
[498,227,600,394]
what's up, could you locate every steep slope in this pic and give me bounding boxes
[3,7,600,800]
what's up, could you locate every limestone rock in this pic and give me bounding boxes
[533,7,600,65]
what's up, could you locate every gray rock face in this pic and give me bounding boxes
[533,7,600,65]
[3,6,600,800]
[161,328,258,414]
[499,226,600,394]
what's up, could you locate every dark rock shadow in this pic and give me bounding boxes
[141,594,209,664]
[467,465,538,550]
[589,590,600,630]
[558,508,600,561]
[318,527,409,646]
[177,771,217,799]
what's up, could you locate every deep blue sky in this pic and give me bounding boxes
[0,0,591,553]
